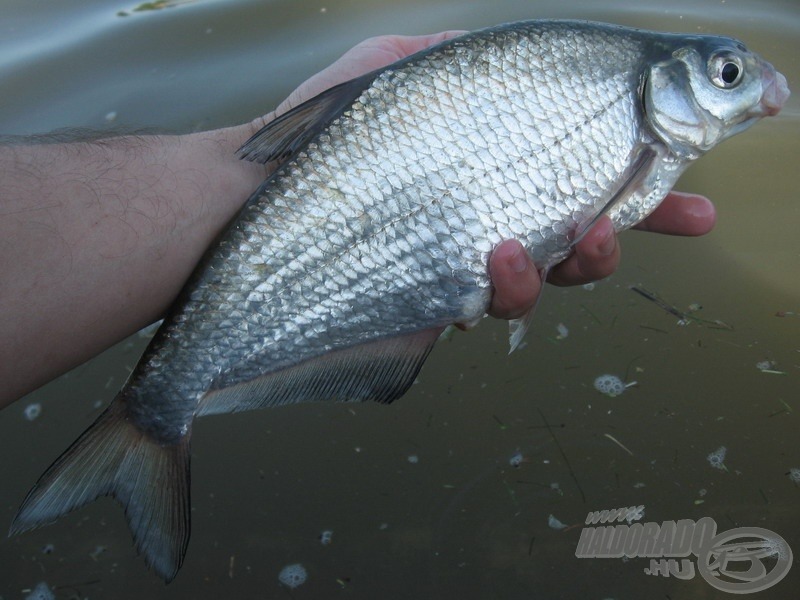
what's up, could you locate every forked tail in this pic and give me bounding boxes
[9,399,191,582]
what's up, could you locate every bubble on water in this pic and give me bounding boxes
[278,563,307,589]
[593,375,626,397]
[707,446,727,470]
[761,536,791,561]
[555,322,569,339]
[40,543,55,555]
[509,451,524,468]
[24,403,42,421]
[788,468,800,484]
[104,111,117,122]
[319,530,333,545]
[407,454,419,464]
[548,514,567,530]
[582,282,595,291]
[24,582,54,600]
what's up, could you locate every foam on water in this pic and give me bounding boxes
[278,563,308,589]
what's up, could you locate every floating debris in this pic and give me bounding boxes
[40,543,55,555]
[320,530,333,545]
[555,322,569,339]
[24,582,54,600]
[278,563,308,589]
[604,433,634,456]
[788,468,800,485]
[630,285,732,329]
[104,111,117,122]
[707,446,728,471]
[508,451,524,468]
[407,454,419,464]
[23,403,42,421]
[593,375,626,397]
[548,514,567,530]
[582,282,595,291]
[756,360,786,375]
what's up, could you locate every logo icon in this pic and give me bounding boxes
[697,526,793,594]
[575,507,792,595]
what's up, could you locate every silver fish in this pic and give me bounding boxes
[10,20,789,581]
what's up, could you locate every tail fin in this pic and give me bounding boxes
[9,399,191,582]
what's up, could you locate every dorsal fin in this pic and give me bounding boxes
[237,72,380,164]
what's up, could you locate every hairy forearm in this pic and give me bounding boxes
[0,124,265,407]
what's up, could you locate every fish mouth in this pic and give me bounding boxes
[760,65,790,117]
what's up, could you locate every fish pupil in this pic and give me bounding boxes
[721,62,740,85]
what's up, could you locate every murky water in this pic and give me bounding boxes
[1,0,798,598]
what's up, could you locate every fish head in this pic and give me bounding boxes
[643,36,790,159]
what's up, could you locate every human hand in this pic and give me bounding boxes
[248,33,717,322]
[488,194,716,319]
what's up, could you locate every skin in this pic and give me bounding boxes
[0,33,715,410]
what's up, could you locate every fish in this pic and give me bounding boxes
[9,19,789,581]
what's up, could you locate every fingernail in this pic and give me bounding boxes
[598,226,616,257]
[509,245,529,273]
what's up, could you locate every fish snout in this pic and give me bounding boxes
[760,66,790,116]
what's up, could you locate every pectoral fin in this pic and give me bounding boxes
[507,146,657,352]
[571,145,657,246]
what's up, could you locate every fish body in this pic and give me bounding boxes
[10,20,788,581]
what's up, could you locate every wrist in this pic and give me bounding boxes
[179,124,268,230]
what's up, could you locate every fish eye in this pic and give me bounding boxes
[708,52,744,89]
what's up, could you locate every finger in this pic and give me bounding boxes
[633,191,716,236]
[548,216,620,286]
[487,239,541,320]
[387,31,468,57]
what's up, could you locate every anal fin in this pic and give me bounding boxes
[197,328,444,416]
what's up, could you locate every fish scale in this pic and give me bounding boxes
[160,25,642,406]
[9,19,788,582]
